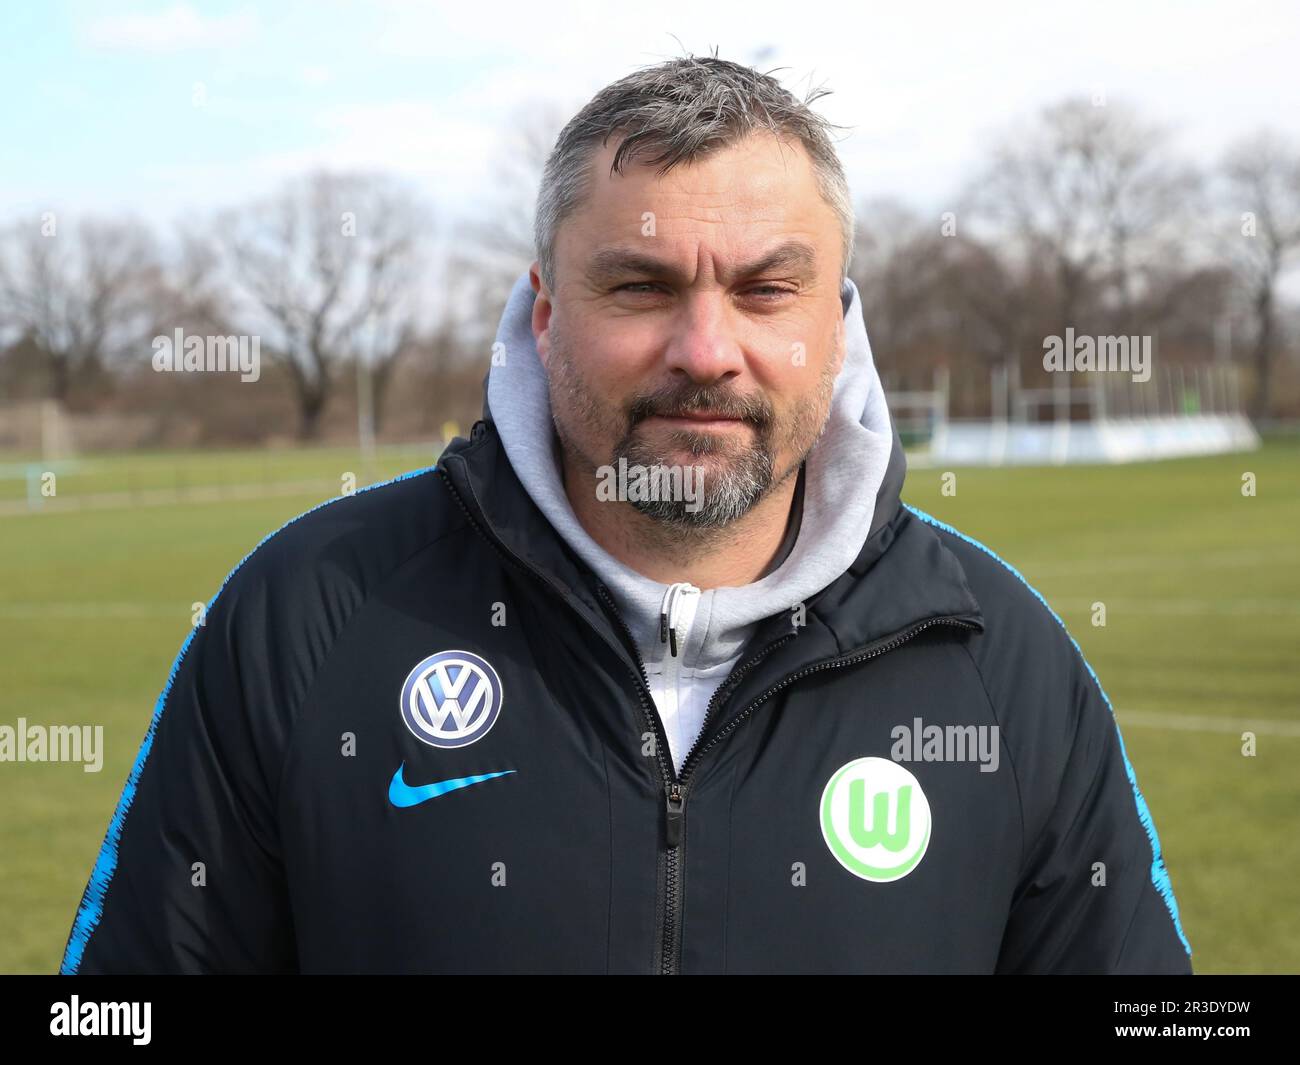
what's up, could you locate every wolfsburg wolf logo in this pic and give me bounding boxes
[820,756,931,882]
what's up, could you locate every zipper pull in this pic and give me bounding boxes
[660,582,699,659]
[660,584,677,655]
[665,783,686,848]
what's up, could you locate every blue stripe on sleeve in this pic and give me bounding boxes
[59,465,439,974]
[904,503,1192,958]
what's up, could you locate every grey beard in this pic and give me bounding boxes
[611,429,776,529]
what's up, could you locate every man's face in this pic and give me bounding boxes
[532,130,846,529]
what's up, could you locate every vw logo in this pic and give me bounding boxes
[399,650,504,749]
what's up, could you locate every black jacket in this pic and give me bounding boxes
[60,404,1193,974]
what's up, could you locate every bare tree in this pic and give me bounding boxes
[462,100,567,269]
[164,226,232,336]
[216,171,428,439]
[852,198,1026,386]
[431,101,569,405]
[0,215,161,402]
[1219,131,1300,419]
[850,198,934,365]
[966,97,1198,337]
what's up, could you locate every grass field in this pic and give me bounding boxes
[1,437,1297,973]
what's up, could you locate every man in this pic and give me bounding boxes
[61,55,1192,974]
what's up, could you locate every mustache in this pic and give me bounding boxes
[628,386,771,425]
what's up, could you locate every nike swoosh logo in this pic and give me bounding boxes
[388,762,517,808]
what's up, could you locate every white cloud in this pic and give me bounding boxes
[299,65,333,87]
[158,100,507,208]
[84,3,260,52]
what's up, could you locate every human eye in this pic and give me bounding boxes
[742,283,796,302]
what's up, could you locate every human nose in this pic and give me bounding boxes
[661,291,747,382]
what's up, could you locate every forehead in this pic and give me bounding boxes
[561,130,838,263]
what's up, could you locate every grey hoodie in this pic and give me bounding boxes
[487,270,895,771]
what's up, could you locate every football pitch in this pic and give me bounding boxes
[1,437,1296,974]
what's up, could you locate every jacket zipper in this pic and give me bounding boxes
[435,458,977,975]
[594,582,787,974]
[650,621,800,974]
[656,613,980,974]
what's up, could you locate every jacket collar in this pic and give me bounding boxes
[438,380,984,687]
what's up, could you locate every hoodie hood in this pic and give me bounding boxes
[484,269,900,674]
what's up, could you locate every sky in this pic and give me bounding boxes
[2,0,1299,234]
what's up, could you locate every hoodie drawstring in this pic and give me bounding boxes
[659,581,700,658]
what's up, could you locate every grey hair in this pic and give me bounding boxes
[534,52,855,293]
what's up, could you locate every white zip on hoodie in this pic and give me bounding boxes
[653,581,703,770]
[642,463,804,773]
[487,271,894,776]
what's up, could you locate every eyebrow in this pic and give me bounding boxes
[585,239,819,287]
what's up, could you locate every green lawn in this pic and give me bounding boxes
[903,439,1300,973]
[1,439,1296,973]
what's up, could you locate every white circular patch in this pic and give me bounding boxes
[820,756,931,882]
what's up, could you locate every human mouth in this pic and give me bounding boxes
[646,411,748,429]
